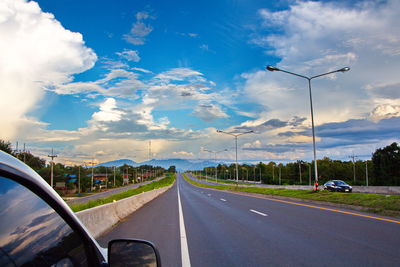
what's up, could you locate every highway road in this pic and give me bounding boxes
[97,173,400,267]
[67,176,164,204]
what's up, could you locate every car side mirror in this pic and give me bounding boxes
[108,239,161,267]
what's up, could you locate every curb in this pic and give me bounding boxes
[76,183,174,238]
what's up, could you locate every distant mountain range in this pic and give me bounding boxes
[96,158,233,171]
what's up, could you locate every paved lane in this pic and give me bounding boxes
[98,173,400,267]
[67,176,164,205]
[182,174,400,266]
[97,180,181,267]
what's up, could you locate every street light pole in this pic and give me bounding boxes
[217,130,254,184]
[266,65,350,189]
[204,148,228,183]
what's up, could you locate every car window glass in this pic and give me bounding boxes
[0,176,88,266]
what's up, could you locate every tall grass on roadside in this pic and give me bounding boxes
[70,175,175,212]
[183,174,400,218]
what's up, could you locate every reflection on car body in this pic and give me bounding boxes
[0,151,161,266]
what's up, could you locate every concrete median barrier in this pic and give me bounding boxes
[76,184,173,238]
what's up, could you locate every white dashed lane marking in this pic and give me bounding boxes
[250,209,268,217]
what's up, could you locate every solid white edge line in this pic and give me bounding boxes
[178,178,191,267]
[220,198,227,202]
[250,209,268,217]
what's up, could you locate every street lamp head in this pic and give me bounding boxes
[266,65,280,72]
[338,67,350,72]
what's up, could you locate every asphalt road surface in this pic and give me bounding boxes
[98,173,400,267]
[67,176,164,205]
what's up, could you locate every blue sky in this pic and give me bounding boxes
[1,0,399,164]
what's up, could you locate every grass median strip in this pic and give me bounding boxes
[70,175,176,212]
[196,176,252,185]
[183,174,400,218]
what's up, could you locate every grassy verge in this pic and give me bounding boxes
[195,176,253,185]
[70,175,175,212]
[183,174,400,218]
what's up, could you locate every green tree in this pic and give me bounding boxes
[17,152,46,170]
[0,140,13,154]
[168,165,176,173]
[372,142,400,185]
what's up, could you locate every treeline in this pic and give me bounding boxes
[0,140,168,192]
[200,142,400,186]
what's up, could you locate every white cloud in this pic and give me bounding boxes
[200,44,209,51]
[136,11,149,20]
[176,32,198,38]
[0,0,97,140]
[116,49,140,62]
[132,67,152,74]
[55,68,145,98]
[243,140,262,149]
[123,11,153,45]
[244,0,400,127]
[92,98,124,122]
[172,151,194,157]
[369,104,400,122]
[154,68,204,82]
[54,81,104,95]
[193,104,229,121]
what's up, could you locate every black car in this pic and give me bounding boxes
[323,180,352,192]
[0,151,161,266]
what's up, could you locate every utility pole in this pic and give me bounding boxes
[78,165,81,194]
[87,160,96,191]
[48,148,58,188]
[113,166,116,187]
[279,165,281,185]
[299,161,302,184]
[272,164,275,181]
[23,143,26,163]
[365,160,369,186]
[105,167,108,189]
[349,154,358,183]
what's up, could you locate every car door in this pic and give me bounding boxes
[0,174,102,266]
